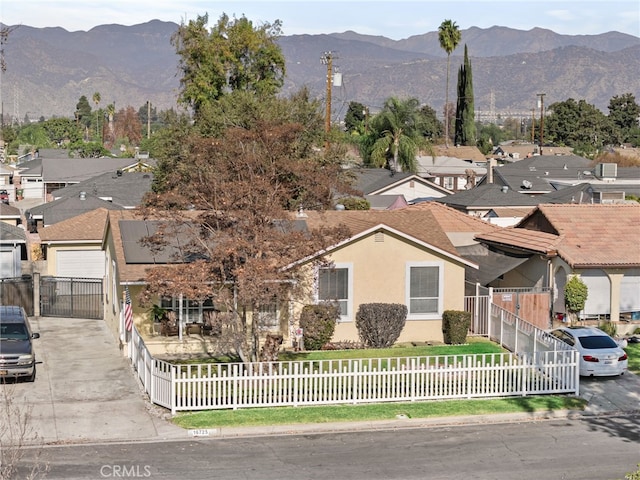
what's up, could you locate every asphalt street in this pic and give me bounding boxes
[1,316,639,447]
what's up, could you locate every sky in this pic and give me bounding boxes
[1,0,639,39]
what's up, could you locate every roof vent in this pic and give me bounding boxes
[116,170,123,176]
[521,180,533,189]
[79,191,86,200]
[501,186,509,193]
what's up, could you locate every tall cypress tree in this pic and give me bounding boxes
[454,45,476,146]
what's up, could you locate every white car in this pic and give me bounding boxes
[549,326,628,377]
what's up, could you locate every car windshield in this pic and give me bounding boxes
[0,323,29,340]
[577,335,618,349]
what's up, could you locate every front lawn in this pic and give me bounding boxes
[624,342,640,374]
[171,337,587,430]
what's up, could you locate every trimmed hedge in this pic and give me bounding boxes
[299,304,340,351]
[442,310,471,345]
[356,303,407,348]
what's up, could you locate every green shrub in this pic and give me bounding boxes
[338,197,370,210]
[355,303,407,348]
[299,304,340,351]
[442,310,471,345]
[598,321,617,337]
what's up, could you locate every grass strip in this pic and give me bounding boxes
[173,396,586,429]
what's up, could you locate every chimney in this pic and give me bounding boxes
[487,158,497,184]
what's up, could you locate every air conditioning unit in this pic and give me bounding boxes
[595,163,617,179]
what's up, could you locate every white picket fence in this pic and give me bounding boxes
[128,303,579,414]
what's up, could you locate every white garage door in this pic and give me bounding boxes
[56,250,105,278]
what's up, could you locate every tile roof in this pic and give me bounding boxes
[38,208,110,242]
[300,209,459,257]
[477,204,640,268]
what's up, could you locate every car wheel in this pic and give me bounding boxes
[27,367,36,382]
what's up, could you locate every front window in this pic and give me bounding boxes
[256,303,279,331]
[161,296,216,323]
[406,262,443,318]
[318,264,352,320]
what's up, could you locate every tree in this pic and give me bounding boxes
[365,97,423,173]
[416,104,443,140]
[564,275,588,325]
[113,105,143,150]
[545,98,614,157]
[438,19,461,148]
[42,117,82,146]
[608,93,640,144]
[75,95,92,134]
[172,13,285,120]
[92,92,101,139]
[344,101,368,134]
[105,103,116,147]
[142,108,354,363]
[454,44,476,146]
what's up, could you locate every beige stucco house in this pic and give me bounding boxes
[295,210,478,344]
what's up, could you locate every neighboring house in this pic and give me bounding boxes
[474,204,640,325]
[0,203,22,227]
[349,168,452,205]
[101,207,479,349]
[13,154,153,201]
[0,222,27,278]
[477,154,593,193]
[415,155,487,193]
[27,192,123,231]
[50,170,154,206]
[295,209,479,344]
[492,143,573,160]
[38,208,110,279]
[433,183,540,225]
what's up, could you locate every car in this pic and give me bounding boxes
[549,326,628,377]
[0,305,40,382]
[0,189,8,204]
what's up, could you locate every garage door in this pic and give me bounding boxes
[56,250,105,278]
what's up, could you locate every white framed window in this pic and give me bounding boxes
[406,261,443,319]
[317,263,353,321]
[443,176,455,190]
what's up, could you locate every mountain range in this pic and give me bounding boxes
[1,20,639,122]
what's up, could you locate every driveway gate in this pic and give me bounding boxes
[0,277,34,315]
[40,276,103,319]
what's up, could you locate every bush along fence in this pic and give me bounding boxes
[127,308,579,415]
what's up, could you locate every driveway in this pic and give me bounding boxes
[0,317,183,445]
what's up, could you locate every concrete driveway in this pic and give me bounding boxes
[0,317,183,445]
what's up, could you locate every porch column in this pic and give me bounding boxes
[605,269,624,322]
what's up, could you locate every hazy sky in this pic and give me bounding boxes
[2,0,639,39]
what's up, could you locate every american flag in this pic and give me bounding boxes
[124,287,133,332]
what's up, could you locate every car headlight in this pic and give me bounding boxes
[17,354,34,365]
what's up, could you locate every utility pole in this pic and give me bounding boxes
[147,100,151,139]
[320,51,336,145]
[537,93,545,155]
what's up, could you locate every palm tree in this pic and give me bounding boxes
[92,92,101,139]
[438,19,461,148]
[369,97,421,173]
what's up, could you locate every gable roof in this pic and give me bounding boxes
[434,183,542,209]
[480,154,593,192]
[50,171,153,207]
[431,145,487,162]
[27,192,123,226]
[476,204,640,268]
[301,209,458,257]
[38,207,110,243]
[0,203,21,218]
[41,157,146,183]
[416,155,487,177]
[0,222,26,243]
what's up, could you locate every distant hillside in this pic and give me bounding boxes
[1,21,638,121]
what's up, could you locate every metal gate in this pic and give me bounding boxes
[0,277,34,315]
[40,276,103,319]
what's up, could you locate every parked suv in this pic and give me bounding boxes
[0,305,40,382]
